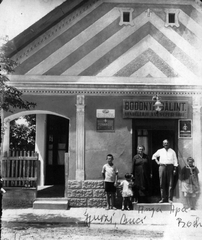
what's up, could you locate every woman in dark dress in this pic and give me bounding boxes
[131,145,152,203]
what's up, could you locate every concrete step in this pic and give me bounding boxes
[33,198,68,210]
[133,202,173,211]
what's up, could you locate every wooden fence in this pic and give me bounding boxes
[1,151,39,187]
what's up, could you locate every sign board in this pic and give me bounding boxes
[96,109,115,131]
[96,109,115,118]
[97,119,114,131]
[178,120,192,138]
[123,99,188,119]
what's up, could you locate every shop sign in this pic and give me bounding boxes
[179,120,192,138]
[123,100,188,118]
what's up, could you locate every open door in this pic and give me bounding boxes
[45,115,69,187]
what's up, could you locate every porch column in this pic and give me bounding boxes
[35,114,47,186]
[192,95,202,208]
[75,95,85,180]
[192,96,202,176]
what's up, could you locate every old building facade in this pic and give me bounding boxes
[2,0,202,208]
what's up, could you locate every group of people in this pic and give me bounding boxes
[102,139,200,211]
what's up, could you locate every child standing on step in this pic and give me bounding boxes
[119,173,134,210]
[102,154,118,210]
[181,157,200,210]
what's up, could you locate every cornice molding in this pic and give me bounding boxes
[7,75,202,96]
[21,89,202,97]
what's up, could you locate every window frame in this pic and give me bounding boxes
[165,9,180,27]
[118,8,134,26]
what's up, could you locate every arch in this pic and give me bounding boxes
[4,110,70,122]
[3,110,70,187]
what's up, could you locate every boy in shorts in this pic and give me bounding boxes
[102,154,118,210]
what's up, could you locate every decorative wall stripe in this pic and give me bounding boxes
[79,26,149,76]
[150,13,202,66]
[97,35,150,76]
[114,35,197,81]
[12,0,102,65]
[14,3,115,74]
[12,2,202,80]
[178,9,202,41]
[26,8,120,75]
[130,62,167,78]
[114,48,177,77]
[150,25,200,77]
[61,11,148,75]
[62,12,200,77]
[44,19,121,75]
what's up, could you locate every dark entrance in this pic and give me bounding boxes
[132,119,178,201]
[46,115,69,185]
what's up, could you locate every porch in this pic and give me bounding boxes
[1,151,68,209]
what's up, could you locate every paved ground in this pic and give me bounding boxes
[1,204,202,240]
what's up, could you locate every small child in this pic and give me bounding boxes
[0,176,6,217]
[102,154,118,210]
[181,157,200,210]
[119,173,133,210]
[0,176,6,194]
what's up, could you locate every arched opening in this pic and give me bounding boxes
[4,111,70,198]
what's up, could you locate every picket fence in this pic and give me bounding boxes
[1,151,39,187]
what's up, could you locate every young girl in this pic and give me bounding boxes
[181,157,200,210]
[119,173,133,210]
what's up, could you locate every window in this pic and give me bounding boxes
[168,13,175,23]
[165,9,180,27]
[137,129,149,155]
[118,8,134,26]
[123,12,130,22]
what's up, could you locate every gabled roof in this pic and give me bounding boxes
[6,0,87,57]
[5,0,202,82]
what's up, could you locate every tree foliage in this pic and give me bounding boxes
[0,36,36,151]
[0,36,36,113]
[10,115,36,151]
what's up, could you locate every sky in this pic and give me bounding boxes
[0,0,65,41]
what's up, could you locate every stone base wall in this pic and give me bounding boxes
[2,187,37,209]
[67,180,122,208]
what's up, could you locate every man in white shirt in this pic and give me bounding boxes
[152,139,178,203]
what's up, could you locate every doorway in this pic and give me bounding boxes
[38,115,69,198]
[132,119,178,201]
[149,130,176,197]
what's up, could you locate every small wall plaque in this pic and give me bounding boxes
[97,119,114,131]
[96,109,115,118]
[178,120,192,138]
